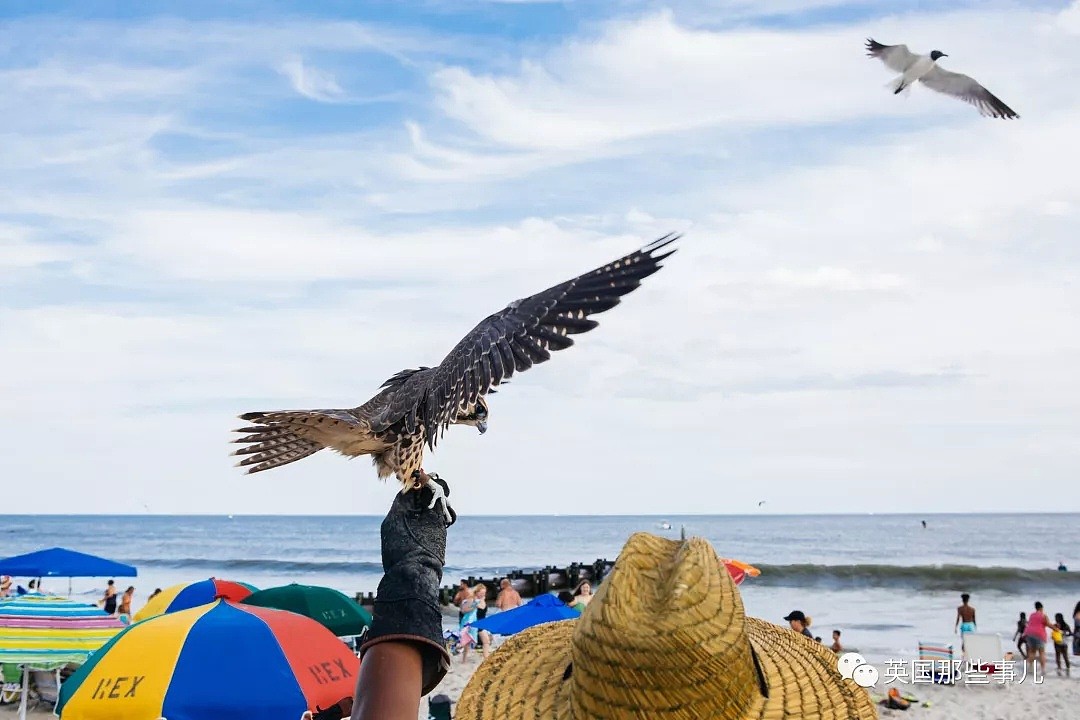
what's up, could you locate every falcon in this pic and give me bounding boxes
[865,38,1019,119]
[232,234,678,522]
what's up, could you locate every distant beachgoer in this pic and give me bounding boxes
[572,580,594,611]
[453,580,471,622]
[28,579,39,593]
[495,578,522,611]
[0,576,10,597]
[458,589,481,664]
[784,610,814,639]
[148,588,162,601]
[557,591,578,611]
[1059,561,1068,572]
[921,520,927,529]
[118,586,135,619]
[1052,613,1071,671]
[1014,612,1028,656]
[955,593,976,636]
[473,584,488,621]
[814,636,822,643]
[831,630,843,654]
[100,580,118,615]
[1073,602,1080,656]
[1024,601,1053,674]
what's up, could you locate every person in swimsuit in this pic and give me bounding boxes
[473,584,488,620]
[118,586,135,621]
[831,630,843,654]
[1024,601,1053,675]
[955,593,976,638]
[452,580,471,623]
[495,578,523,611]
[100,579,118,615]
[458,591,480,664]
[1051,613,1071,672]
[1013,612,1028,656]
[1072,601,1080,657]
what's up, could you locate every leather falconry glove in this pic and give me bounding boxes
[358,473,452,695]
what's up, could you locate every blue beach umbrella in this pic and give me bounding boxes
[471,594,579,636]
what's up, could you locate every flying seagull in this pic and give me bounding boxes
[865,38,1018,119]
[232,234,679,522]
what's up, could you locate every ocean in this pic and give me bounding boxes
[2,513,1078,662]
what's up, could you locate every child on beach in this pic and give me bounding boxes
[831,629,843,654]
[1013,612,1028,657]
[1052,613,1072,671]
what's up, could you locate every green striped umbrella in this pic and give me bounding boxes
[241,584,372,637]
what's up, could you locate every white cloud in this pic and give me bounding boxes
[278,55,345,102]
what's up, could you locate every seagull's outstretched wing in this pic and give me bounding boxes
[865,38,919,73]
[373,234,679,447]
[919,66,1018,119]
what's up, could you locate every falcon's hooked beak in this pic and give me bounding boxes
[476,420,487,435]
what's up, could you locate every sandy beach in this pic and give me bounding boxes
[413,647,1080,720]
[3,615,1078,719]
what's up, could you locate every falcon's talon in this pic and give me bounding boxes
[425,478,456,526]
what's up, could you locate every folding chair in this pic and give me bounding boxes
[917,640,958,684]
[0,663,23,705]
[961,633,1006,674]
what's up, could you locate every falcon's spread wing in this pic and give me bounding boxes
[373,233,679,448]
[865,38,919,73]
[918,66,1019,119]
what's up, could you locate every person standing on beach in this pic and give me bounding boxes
[784,610,814,639]
[495,578,522,611]
[1051,613,1071,672]
[954,593,976,636]
[1013,612,1028,657]
[473,584,488,620]
[452,580,470,623]
[1073,601,1080,657]
[1023,601,1053,675]
[100,580,117,615]
[118,586,135,622]
[831,630,843,654]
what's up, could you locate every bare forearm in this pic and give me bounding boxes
[352,643,423,720]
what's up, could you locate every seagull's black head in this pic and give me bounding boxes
[930,50,948,61]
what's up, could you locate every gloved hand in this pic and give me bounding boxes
[358,472,452,695]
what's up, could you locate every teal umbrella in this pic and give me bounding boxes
[241,584,372,636]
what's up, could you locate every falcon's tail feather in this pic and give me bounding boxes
[231,410,330,474]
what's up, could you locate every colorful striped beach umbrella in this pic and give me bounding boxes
[58,600,359,720]
[132,577,256,622]
[723,558,761,585]
[0,595,125,720]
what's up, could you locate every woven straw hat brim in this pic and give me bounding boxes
[455,618,877,720]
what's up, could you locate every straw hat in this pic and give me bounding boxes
[456,533,876,720]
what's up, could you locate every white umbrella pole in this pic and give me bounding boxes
[18,666,28,720]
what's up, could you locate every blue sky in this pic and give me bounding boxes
[3,1,1079,515]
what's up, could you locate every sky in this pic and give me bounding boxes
[2,0,1079,515]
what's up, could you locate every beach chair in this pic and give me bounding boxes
[961,633,1006,675]
[0,664,23,705]
[29,668,60,711]
[916,640,958,684]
